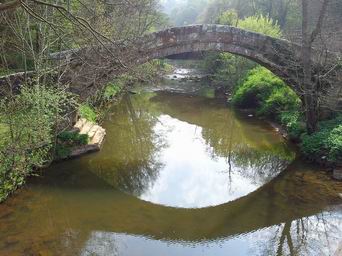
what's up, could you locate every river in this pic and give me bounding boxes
[0,61,342,256]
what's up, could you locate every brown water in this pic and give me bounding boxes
[0,77,342,255]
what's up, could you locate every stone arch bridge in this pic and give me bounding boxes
[2,24,341,111]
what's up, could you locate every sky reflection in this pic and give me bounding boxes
[139,114,286,208]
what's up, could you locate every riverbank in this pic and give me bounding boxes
[0,60,173,203]
[222,66,342,174]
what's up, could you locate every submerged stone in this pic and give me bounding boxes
[333,168,342,181]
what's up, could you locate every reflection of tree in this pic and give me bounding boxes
[91,91,296,195]
[232,146,292,184]
[90,93,165,196]
[151,92,296,185]
[253,209,342,256]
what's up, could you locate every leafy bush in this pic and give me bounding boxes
[201,51,256,87]
[55,144,72,159]
[0,85,77,202]
[55,131,88,160]
[202,14,282,90]
[258,86,301,117]
[238,15,282,38]
[0,68,13,76]
[301,115,342,163]
[279,111,305,140]
[232,67,304,140]
[327,125,342,161]
[58,131,89,146]
[232,67,295,113]
[104,81,122,100]
[79,104,97,123]
[217,10,238,25]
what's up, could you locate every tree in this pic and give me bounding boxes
[301,0,330,133]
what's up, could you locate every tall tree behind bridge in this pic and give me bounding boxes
[300,0,341,133]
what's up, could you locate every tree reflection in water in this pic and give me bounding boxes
[252,208,342,256]
[80,207,342,256]
[89,93,166,196]
[92,91,296,199]
[150,92,296,185]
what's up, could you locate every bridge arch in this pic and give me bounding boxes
[58,25,302,97]
[54,24,340,111]
[134,25,302,92]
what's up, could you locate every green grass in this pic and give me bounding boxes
[79,104,97,123]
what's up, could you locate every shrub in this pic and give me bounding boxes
[202,14,282,91]
[55,131,88,160]
[55,144,72,159]
[258,86,301,118]
[279,111,305,140]
[301,131,328,159]
[232,67,292,112]
[104,81,122,100]
[79,104,97,123]
[0,85,77,202]
[58,131,89,146]
[327,125,342,161]
[238,15,282,38]
[217,10,238,25]
[301,115,342,163]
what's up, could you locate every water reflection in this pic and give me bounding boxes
[0,90,341,255]
[79,91,296,207]
[81,208,342,256]
[91,93,165,196]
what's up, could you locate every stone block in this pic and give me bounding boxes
[333,168,342,181]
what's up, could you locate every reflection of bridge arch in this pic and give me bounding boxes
[1,160,341,256]
[78,161,341,241]
[17,160,342,242]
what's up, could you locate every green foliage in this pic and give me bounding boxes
[58,131,89,146]
[0,68,13,76]
[202,51,256,87]
[238,15,282,38]
[0,85,77,202]
[327,125,342,161]
[79,104,97,123]
[55,144,72,160]
[104,82,123,100]
[258,86,301,117]
[233,67,341,165]
[55,131,89,159]
[279,111,305,140]
[301,115,342,163]
[232,67,297,113]
[202,14,282,90]
[217,10,238,25]
[0,123,8,137]
[232,66,303,139]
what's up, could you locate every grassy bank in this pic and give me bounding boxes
[231,66,342,167]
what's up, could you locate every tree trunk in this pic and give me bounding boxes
[301,0,318,134]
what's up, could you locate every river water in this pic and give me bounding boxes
[0,62,342,255]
